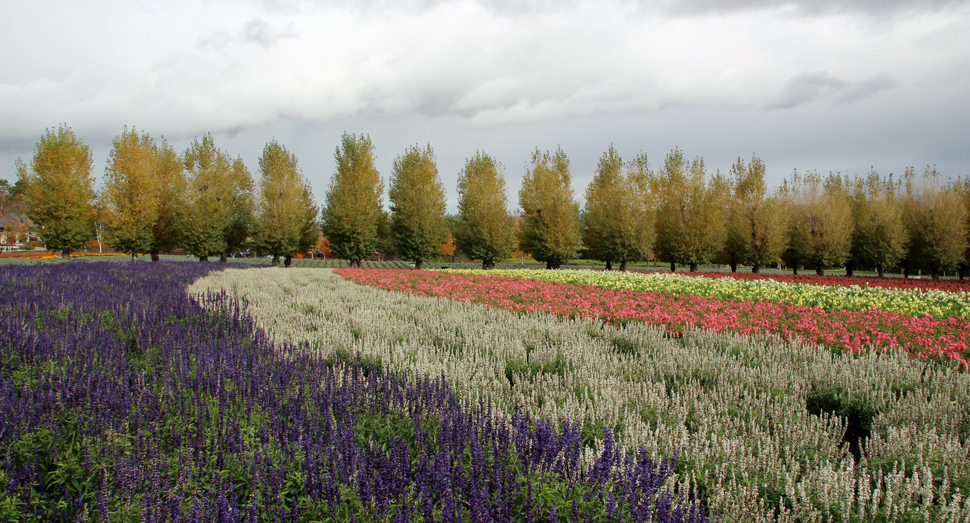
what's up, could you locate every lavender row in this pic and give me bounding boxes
[0,262,707,522]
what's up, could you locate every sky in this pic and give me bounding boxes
[2,0,969,213]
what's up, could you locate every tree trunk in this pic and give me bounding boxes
[845,263,853,277]
[219,253,228,263]
[670,262,676,272]
[877,266,884,277]
[730,260,737,273]
[959,264,968,280]
[272,254,281,266]
[619,260,628,271]
[751,265,761,274]
[284,255,292,268]
[131,253,137,262]
[546,261,561,270]
[62,251,71,259]
[815,263,824,276]
[605,260,613,271]
[689,263,698,272]
[792,265,798,276]
[931,268,940,280]
[150,250,160,262]
[414,260,423,270]
[483,260,495,270]
[199,256,208,262]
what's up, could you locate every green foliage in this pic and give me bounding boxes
[653,148,727,271]
[388,144,448,269]
[16,124,95,257]
[902,166,968,277]
[322,133,384,267]
[148,140,185,259]
[254,140,318,264]
[722,156,788,273]
[179,134,235,260]
[455,151,517,268]
[518,148,582,269]
[102,127,160,259]
[223,156,256,260]
[504,351,573,387]
[849,169,907,275]
[582,146,655,270]
[784,170,853,275]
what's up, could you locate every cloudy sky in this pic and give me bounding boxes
[2,0,968,212]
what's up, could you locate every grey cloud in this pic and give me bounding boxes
[289,0,964,17]
[242,19,294,48]
[637,0,965,17]
[767,72,896,109]
[834,73,897,104]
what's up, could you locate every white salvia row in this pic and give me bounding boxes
[188,268,970,523]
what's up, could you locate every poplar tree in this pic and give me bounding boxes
[581,146,654,271]
[722,156,788,273]
[148,141,185,261]
[785,171,853,276]
[389,144,448,270]
[848,169,906,277]
[455,151,516,269]
[102,127,160,261]
[653,149,727,272]
[221,156,255,262]
[901,166,968,279]
[254,140,318,267]
[959,176,970,279]
[180,134,234,262]
[15,124,95,258]
[518,147,582,269]
[321,133,384,268]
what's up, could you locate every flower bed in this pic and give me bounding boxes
[457,269,970,320]
[641,270,970,292]
[201,267,970,522]
[0,262,704,521]
[336,268,970,370]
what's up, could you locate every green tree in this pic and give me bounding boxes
[848,169,907,277]
[254,140,319,267]
[581,146,654,271]
[722,156,788,273]
[901,166,968,279]
[15,124,95,258]
[518,147,582,269]
[148,141,185,261]
[180,134,234,262]
[222,156,255,262]
[102,127,160,261]
[785,171,853,276]
[653,149,727,272]
[959,176,970,279]
[388,144,449,270]
[455,151,516,269]
[321,133,384,268]
[374,209,393,262]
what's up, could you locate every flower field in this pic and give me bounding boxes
[637,271,970,294]
[334,268,970,370]
[457,269,970,320]
[0,262,706,522]
[195,267,970,522]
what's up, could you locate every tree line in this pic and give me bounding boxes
[11,124,970,278]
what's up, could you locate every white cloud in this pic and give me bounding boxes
[1,0,968,201]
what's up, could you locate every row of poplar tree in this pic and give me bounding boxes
[14,124,970,278]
